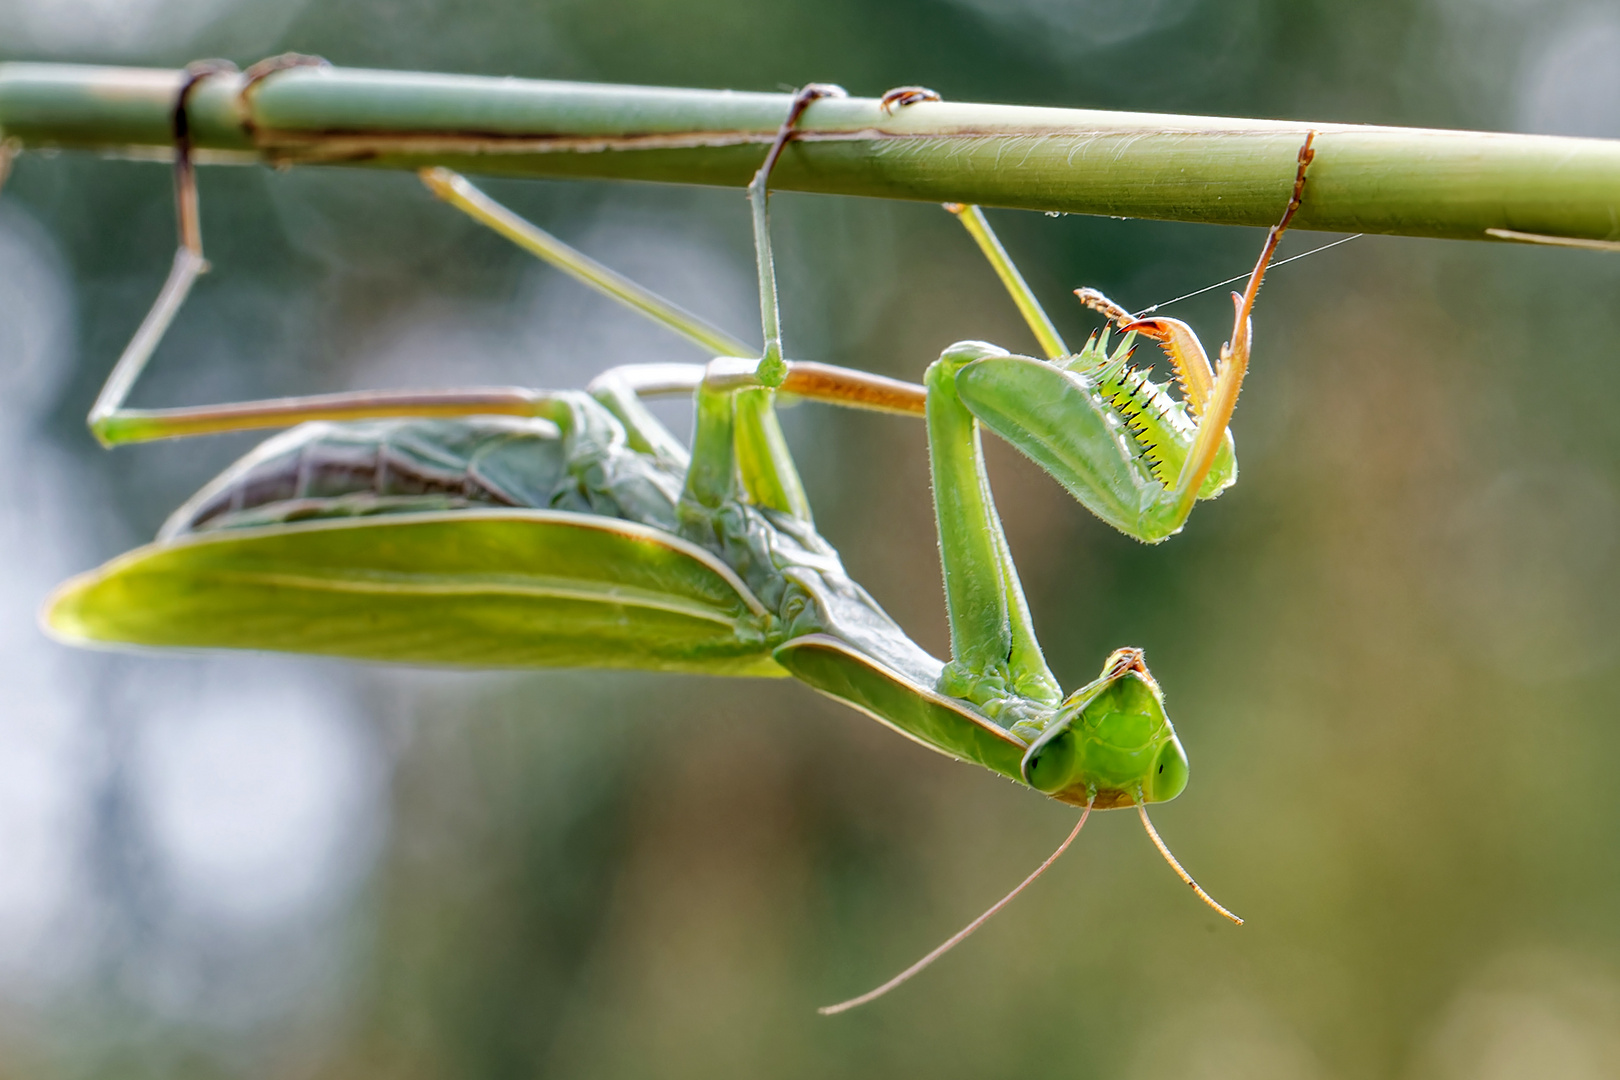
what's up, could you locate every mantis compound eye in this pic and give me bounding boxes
[1148,734,1189,803]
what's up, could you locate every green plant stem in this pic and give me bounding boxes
[1,62,1618,244]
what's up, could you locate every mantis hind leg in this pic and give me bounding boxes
[82,59,558,447]
[86,60,232,447]
[422,169,753,360]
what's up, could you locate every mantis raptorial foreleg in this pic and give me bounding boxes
[945,134,1316,543]
[1090,132,1315,524]
[1167,132,1315,520]
[926,342,1062,720]
[816,90,1308,1012]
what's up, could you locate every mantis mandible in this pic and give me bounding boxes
[31,63,1316,1012]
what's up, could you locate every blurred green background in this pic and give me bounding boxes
[3,0,1620,1076]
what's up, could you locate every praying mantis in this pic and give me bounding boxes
[30,65,1317,1012]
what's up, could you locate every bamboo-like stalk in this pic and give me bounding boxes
[1,62,1617,245]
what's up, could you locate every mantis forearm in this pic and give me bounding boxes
[925,345,1061,718]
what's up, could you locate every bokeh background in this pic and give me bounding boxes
[3,1,1620,1076]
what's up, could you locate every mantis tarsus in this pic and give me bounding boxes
[31,64,1317,1012]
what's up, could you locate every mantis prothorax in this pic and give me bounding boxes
[34,65,1315,1011]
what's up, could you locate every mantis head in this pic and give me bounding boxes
[1017,647,1188,809]
[821,646,1233,1015]
[1017,647,1241,927]
[822,647,1237,1016]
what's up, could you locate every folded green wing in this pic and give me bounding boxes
[772,633,1027,781]
[46,510,784,676]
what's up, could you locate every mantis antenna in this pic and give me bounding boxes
[1135,794,1243,925]
[818,795,1094,1016]
[1129,233,1364,320]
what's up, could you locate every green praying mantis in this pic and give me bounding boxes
[28,65,1317,1012]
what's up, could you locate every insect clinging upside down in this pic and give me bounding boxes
[31,66,1315,1011]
